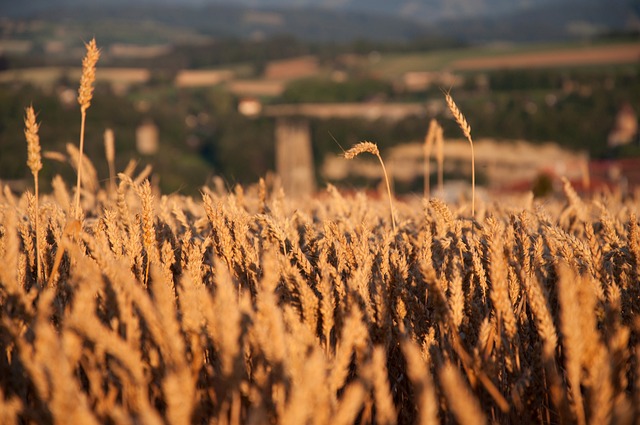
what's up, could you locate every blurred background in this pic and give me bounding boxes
[0,0,639,197]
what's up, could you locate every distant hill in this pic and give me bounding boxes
[433,0,640,43]
[1,0,636,43]
[1,3,432,43]
[198,0,556,23]
[0,0,554,23]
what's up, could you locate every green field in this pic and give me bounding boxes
[369,41,640,77]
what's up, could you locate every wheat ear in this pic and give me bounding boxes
[74,38,100,219]
[24,105,43,284]
[445,92,475,217]
[344,141,396,232]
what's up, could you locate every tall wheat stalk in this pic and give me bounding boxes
[436,124,444,194]
[24,105,42,283]
[423,119,437,198]
[344,141,396,232]
[74,38,100,219]
[104,128,116,195]
[445,92,475,217]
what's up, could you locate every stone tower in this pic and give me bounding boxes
[275,118,315,197]
[608,102,638,148]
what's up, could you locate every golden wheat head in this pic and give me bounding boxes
[24,106,42,176]
[445,92,472,142]
[344,141,380,159]
[77,38,100,113]
[444,91,475,217]
[343,141,396,232]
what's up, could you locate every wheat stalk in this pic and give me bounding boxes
[558,264,588,425]
[24,105,43,284]
[74,38,100,219]
[440,361,488,425]
[104,128,116,195]
[445,91,475,216]
[423,119,437,198]
[435,123,444,194]
[139,180,157,285]
[367,347,397,425]
[401,340,438,425]
[344,141,396,232]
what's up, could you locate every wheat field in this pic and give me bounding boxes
[2,39,640,425]
[2,163,640,424]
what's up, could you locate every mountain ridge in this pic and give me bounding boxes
[1,0,635,43]
[0,0,587,23]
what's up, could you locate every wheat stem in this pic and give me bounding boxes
[104,128,116,195]
[74,38,100,219]
[436,124,444,194]
[24,105,42,284]
[445,92,475,217]
[424,119,438,198]
[344,141,397,232]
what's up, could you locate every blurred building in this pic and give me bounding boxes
[238,97,262,117]
[402,71,464,92]
[322,138,590,193]
[275,119,315,197]
[136,121,159,155]
[175,69,234,88]
[264,55,319,80]
[608,102,638,148]
[109,43,172,59]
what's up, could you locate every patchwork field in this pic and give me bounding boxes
[370,41,640,78]
[451,42,640,70]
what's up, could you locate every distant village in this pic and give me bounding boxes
[1,36,639,197]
